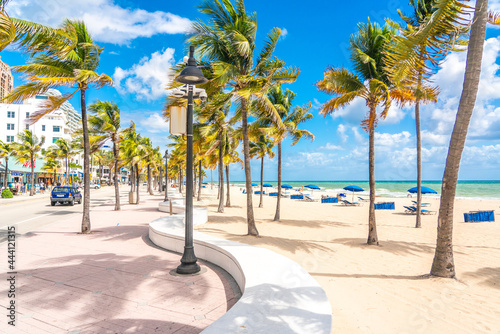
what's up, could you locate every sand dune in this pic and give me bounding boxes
[195,186,500,333]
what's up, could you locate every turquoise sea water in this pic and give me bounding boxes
[232,181,500,200]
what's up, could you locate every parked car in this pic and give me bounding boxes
[90,182,101,189]
[50,186,82,206]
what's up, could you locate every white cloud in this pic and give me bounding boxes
[337,124,348,143]
[138,113,169,133]
[281,28,288,39]
[319,143,342,150]
[423,37,500,141]
[113,48,176,101]
[6,0,192,44]
[375,131,411,147]
[284,152,333,167]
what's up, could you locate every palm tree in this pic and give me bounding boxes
[0,140,14,188]
[41,157,61,186]
[429,0,490,278]
[88,100,122,210]
[12,130,44,196]
[255,86,314,220]
[5,20,112,233]
[46,138,80,185]
[249,134,275,208]
[316,20,406,245]
[190,0,299,236]
[385,0,465,228]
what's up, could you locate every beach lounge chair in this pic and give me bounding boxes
[412,200,430,207]
[304,194,319,202]
[404,206,417,214]
[358,197,370,202]
[342,200,361,206]
[406,205,436,215]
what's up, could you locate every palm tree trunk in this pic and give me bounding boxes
[66,155,69,185]
[225,164,231,207]
[242,99,258,236]
[80,88,91,233]
[193,164,197,198]
[130,164,135,192]
[99,164,102,186]
[113,139,120,211]
[367,122,378,245]
[259,156,264,208]
[148,164,153,195]
[415,97,422,228]
[3,157,8,187]
[30,155,34,196]
[274,142,282,221]
[218,133,224,213]
[179,170,183,193]
[197,160,202,201]
[431,0,488,278]
[135,163,140,204]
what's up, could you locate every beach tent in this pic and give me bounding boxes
[343,185,364,201]
[407,186,437,194]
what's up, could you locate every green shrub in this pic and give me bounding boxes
[1,188,13,198]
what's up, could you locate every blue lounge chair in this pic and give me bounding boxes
[358,197,370,202]
[404,206,417,214]
[342,199,361,206]
[412,200,430,207]
[406,205,435,215]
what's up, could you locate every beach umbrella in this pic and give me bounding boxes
[202,182,208,185]
[281,184,293,189]
[407,186,437,194]
[263,184,273,187]
[343,185,364,201]
[304,184,320,195]
[251,183,258,187]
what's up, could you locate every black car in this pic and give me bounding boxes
[50,186,82,206]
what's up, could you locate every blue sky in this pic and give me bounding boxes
[3,0,500,181]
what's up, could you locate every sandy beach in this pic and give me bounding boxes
[194,186,500,334]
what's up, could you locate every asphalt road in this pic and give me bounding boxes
[0,186,121,242]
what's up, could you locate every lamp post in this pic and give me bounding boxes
[164,149,169,201]
[174,46,208,275]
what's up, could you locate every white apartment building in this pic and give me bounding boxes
[0,89,81,152]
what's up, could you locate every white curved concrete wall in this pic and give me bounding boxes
[150,205,332,333]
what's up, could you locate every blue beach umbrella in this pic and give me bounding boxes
[408,186,437,194]
[304,184,320,190]
[281,184,293,189]
[251,183,258,187]
[343,185,364,201]
[202,182,208,185]
[263,184,273,187]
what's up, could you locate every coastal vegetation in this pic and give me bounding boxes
[1,0,498,281]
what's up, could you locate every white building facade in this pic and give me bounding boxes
[0,89,83,186]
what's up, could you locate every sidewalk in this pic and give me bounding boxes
[0,191,50,206]
[1,190,240,334]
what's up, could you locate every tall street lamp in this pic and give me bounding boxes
[174,46,208,275]
[164,149,169,201]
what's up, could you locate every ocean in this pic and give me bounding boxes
[231,181,500,200]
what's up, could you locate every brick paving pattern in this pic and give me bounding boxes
[1,190,240,334]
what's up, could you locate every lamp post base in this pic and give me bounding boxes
[176,246,200,275]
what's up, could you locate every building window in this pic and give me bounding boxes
[6,135,14,142]
[7,111,15,118]
[42,125,45,131]
[53,126,61,132]
[52,137,60,143]
[7,123,14,130]
[26,112,30,118]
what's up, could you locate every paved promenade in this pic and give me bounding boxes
[1,188,240,333]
